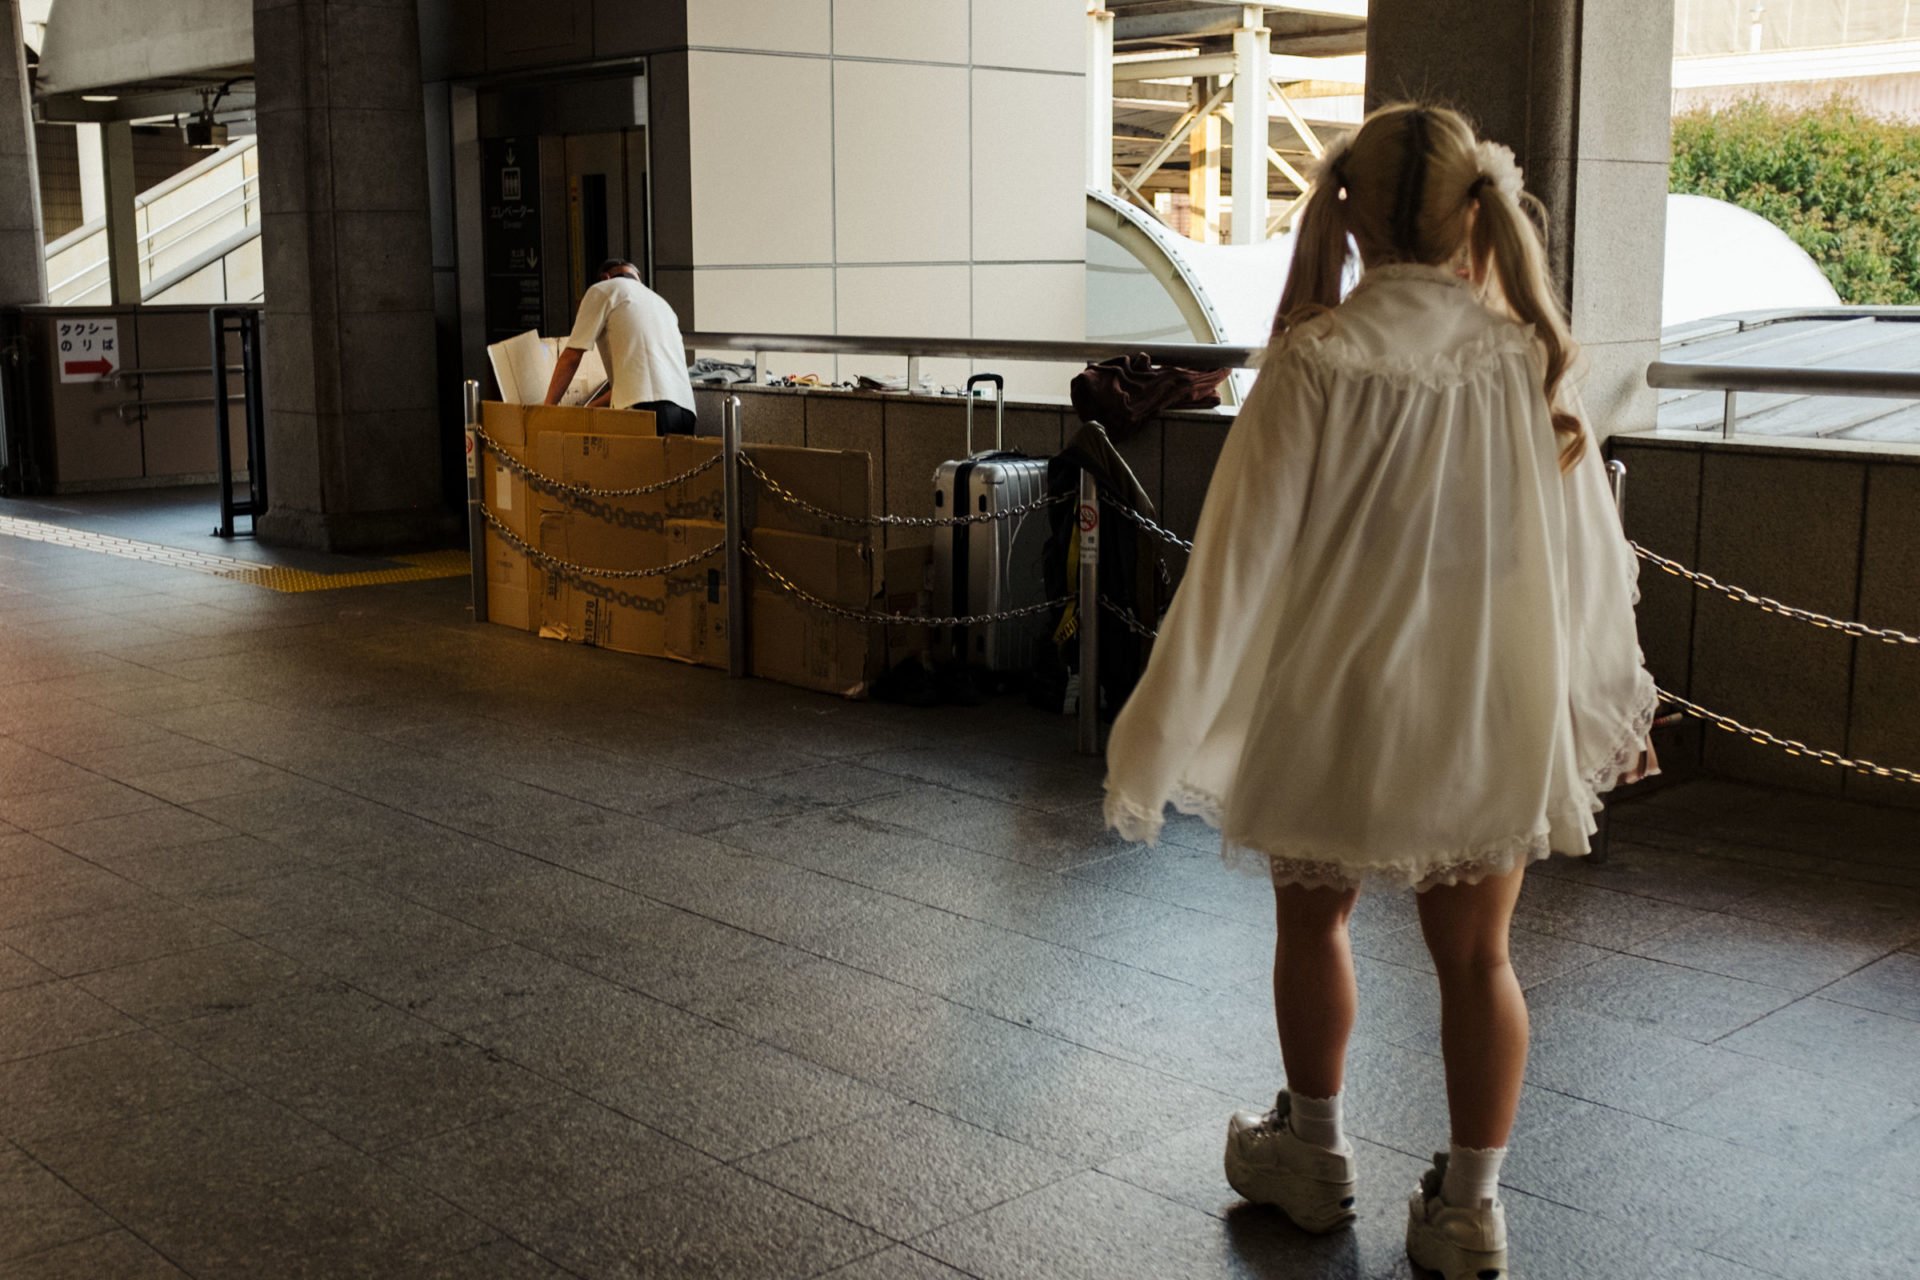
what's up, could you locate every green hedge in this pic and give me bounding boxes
[1671,98,1920,305]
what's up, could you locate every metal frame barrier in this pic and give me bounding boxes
[722,394,748,678]
[1645,360,1920,439]
[463,380,487,625]
[210,306,266,538]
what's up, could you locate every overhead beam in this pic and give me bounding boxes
[1125,79,1233,191]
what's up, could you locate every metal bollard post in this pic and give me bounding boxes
[722,394,749,678]
[1606,459,1627,521]
[464,380,488,625]
[1721,390,1737,440]
[1077,470,1101,756]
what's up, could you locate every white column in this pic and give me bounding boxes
[1086,7,1114,191]
[1230,6,1269,244]
[76,122,106,224]
[101,119,140,303]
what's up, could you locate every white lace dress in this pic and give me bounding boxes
[1103,263,1657,892]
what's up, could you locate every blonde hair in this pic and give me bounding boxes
[1273,103,1587,472]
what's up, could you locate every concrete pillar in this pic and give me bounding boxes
[1086,8,1113,191]
[76,123,106,224]
[1367,0,1674,438]
[0,0,46,304]
[252,0,449,552]
[100,120,140,303]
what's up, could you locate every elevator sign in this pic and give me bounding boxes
[58,318,120,383]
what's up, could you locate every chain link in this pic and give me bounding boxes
[480,509,721,586]
[1101,498,1195,553]
[740,454,1069,528]
[1632,543,1920,647]
[744,546,1069,627]
[1100,595,1163,639]
[1656,687,1920,784]
[474,428,722,499]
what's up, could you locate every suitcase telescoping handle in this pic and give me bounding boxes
[965,373,1005,455]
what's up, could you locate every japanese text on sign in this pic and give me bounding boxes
[58,318,121,383]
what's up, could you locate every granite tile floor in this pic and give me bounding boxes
[1,517,1919,1279]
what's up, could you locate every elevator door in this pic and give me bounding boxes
[563,130,650,319]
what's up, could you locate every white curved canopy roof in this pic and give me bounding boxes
[1662,193,1840,327]
[1089,191,1842,352]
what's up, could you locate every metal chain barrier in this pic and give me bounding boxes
[1656,688,1920,784]
[1102,496,1195,553]
[740,454,1069,528]
[476,428,721,499]
[480,508,721,585]
[1632,543,1920,647]
[1101,595,1162,639]
[745,546,1069,628]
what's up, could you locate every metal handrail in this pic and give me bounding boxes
[138,174,258,250]
[1645,360,1920,440]
[682,330,1263,371]
[1646,361,1920,400]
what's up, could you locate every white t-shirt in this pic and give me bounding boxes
[1103,262,1656,892]
[565,277,697,415]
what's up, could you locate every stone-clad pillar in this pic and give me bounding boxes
[253,0,449,551]
[1367,0,1675,438]
[0,0,47,304]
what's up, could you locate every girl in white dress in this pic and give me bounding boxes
[1103,104,1657,1280]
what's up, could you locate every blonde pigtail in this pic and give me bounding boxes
[1270,146,1354,341]
[1470,173,1587,473]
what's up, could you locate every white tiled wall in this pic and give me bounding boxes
[687,53,833,266]
[834,61,970,264]
[972,0,1087,73]
[681,2,1087,361]
[837,265,970,338]
[971,69,1087,263]
[833,0,969,63]
[687,0,832,55]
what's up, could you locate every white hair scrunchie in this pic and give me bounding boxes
[1312,136,1355,192]
[1473,140,1524,198]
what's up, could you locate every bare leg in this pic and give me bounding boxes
[1271,882,1361,1099]
[1415,865,1529,1149]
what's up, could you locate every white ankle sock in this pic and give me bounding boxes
[1440,1143,1506,1208]
[1287,1090,1344,1151]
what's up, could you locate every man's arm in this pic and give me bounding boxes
[542,346,585,406]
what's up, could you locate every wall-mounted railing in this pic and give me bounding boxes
[1645,360,1920,440]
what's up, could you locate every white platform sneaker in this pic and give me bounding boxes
[1223,1090,1358,1233]
[1405,1154,1510,1280]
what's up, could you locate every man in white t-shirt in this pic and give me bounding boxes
[542,260,698,434]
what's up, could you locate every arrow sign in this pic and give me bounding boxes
[64,358,112,377]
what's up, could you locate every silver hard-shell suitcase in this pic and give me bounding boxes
[932,374,1052,672]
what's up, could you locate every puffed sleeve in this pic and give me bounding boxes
[1103,345,1324,843]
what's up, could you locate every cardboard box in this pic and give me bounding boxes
[664,519,729,669]
[665,436,724,524]
[751,590,874,698]
[881,544,932,667]
[531,433,670,540]
[531,504,668,658]
[663,523,886,695]
[482,527,539,632]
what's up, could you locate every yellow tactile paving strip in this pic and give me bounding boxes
[0,515,469,593]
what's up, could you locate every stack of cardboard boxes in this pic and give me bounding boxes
[477,402,930,697]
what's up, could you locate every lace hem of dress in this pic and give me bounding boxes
[1223,830,1555,893]
[1581,675,1661,803]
